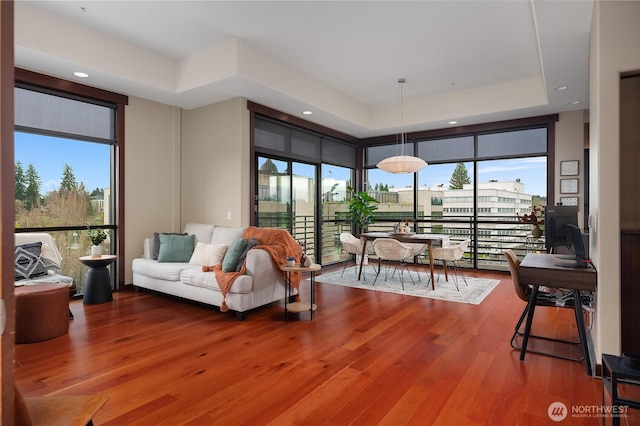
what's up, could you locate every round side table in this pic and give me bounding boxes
[79,255,116,304]
[280,263,321,320]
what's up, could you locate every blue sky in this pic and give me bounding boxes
[15,132,110,194]
[323,157,547,197]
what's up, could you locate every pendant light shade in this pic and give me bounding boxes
[377,154,427,174]
[377,78,428,174]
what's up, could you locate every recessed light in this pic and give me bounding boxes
[73,71,89,78]
[302,110,312,115]
[448,120,458,125]
[569,100,581,105]
[553,85,568,91]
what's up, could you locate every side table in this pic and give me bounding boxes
[280,263,321,320]
[79,255,116,304]
[602,354,640,425]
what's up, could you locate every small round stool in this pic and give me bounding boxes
[15,283,69,344]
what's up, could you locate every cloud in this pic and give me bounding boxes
[41,179,61,194]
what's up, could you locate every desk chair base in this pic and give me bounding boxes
[510,302,585,362]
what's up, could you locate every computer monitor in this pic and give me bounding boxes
[545,205,579,250]
[554,224,590,268]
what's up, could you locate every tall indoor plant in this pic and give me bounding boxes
[347,186,379,232]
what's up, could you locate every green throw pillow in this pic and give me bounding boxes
[222,238,248,272]
[157,234,196,262]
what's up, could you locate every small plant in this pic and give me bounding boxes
[347,186,379,231]
[87,227,108,245]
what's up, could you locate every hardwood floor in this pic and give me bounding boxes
[14,267,633,425]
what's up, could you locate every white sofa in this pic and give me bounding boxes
[131,224,293,320]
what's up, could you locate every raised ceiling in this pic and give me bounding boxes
[14,1,593,138]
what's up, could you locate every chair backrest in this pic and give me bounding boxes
[340,233,362,255]
[504,249,529,302]
[372,238,413,261]
[452,239,471,260]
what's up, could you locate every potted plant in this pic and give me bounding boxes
[517,206,545,238]
[347,186,379,232]
[87,226,108,257]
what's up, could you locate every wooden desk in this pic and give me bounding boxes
[519,253,597,375]
[359,232,446,290]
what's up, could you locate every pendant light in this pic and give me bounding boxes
[377,78,428,174]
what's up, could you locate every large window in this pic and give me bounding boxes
[252,114,357,265]
[14,70,127,294]
[364,125,552,270]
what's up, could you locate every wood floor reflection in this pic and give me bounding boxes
[15,266,620,425]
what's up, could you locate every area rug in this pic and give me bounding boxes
[316,266,500,305]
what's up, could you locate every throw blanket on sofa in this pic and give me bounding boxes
[214,226,303,312]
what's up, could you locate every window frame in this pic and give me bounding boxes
[14,68,128,291]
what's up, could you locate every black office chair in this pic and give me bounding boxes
[504,249,585,362]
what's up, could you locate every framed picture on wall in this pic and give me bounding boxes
[560,160,579,176]
[560,178,579,194]
[560,196,579,206]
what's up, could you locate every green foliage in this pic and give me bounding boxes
[449,162,471,189]
[87,227,108,245]
[60,163,78,193]
[347,186,379,231]
[24,164,41,211]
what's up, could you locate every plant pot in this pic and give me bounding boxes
[531,225,542,238]
[90,245,102,258]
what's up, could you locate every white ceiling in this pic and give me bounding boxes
[14,0,593,138]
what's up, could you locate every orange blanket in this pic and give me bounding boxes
[213,226,303,312]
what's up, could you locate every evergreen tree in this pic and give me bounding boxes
[449,162,471,189]
[24,164,41,211]
[60,164,77,193]
[15,161,26,202]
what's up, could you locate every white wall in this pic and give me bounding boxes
[181,97,251,227]
[554,110,586,228]
[124,97,182,284]
[590,0,640,357]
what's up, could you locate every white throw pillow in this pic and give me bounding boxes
[210,226,246,245]
[183,223,215,244]
[189,242,228,266]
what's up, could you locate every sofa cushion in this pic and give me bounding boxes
[235,237,260,272]
[152,232,187,260]
[15,242,47,281]
[181,268,253,293]
[132,258,193,282]
[189,242,228,266]
[222,238,247,272]
[183,223,215,244]
[210,226,246,245]
[157,234,196,262]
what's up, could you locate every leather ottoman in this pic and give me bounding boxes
[15,283,69,344]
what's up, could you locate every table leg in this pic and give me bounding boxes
[284,271,290,320]
[573,289,593,376]
[310,271,315,320]
[357,239,368,281]
[520,284,539,361]
[427,242,435,290]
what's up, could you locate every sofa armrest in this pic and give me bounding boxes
[143,238,154,259]
[244,249,285,291]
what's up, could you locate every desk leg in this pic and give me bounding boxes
[520,285,539,361]
[357,240,367,281]
[427,242,435,290]
[573,289,593,376]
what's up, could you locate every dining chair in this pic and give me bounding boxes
[504,249,584,361]
[339,232,374,278]
[431,239,471,290]
[371,238,415,289]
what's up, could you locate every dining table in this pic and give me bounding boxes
[358,232,449,290]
